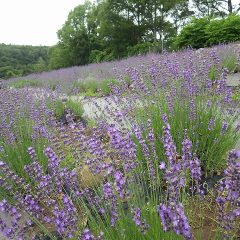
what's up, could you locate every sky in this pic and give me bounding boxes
[0,0,239,46]
[0,0,86,46]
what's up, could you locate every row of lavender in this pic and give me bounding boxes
[0,44,240,239]
[4,43,238,94]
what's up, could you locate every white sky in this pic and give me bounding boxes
[0,0,239,46]
[0,0,85,46]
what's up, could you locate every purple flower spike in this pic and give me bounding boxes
[159,162,166,170]
[114,170,126,199]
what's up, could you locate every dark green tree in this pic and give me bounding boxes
[193,0,235,17]
[57,1,94,66]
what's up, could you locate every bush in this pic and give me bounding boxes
[89,49,115,63]
[173,17,210,49]
[174,14,240,49]
[206,14,240,46]
[127,42,159,56]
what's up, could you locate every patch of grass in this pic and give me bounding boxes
[232,90,240,101]
[72,79,119,97]
[208,65,218,81]
[65,99,84,120]
[47,98,84,121]
[9,79,42,89]
[47,99,65,120]
[221,52,238,73]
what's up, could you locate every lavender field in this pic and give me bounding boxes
[0,44,240,240]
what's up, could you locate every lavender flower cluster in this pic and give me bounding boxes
[216,150,240,238]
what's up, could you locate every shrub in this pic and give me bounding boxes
[89,49,115,63]
[206,14,240,46]
[174,15,240,49]
[127,42,158,56]
[173,17,210,49]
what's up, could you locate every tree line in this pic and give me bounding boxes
[1,0,239,79]
[48,0,239,69]
[0,44,48,79]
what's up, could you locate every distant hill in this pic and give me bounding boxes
[0,44,49,79]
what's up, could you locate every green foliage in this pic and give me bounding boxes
[0,44,48,79]
[0,117,48,180]
[174,14,240,49]
[48,44,74,69]
[134,93,238,176]
[72,79,118,96]
[101,79,118,95]
[47,98,84,120]
[48,99,65,120]
[8,79,42,89]
[127,42,156,56]
[208,65,218,80]
[192,0,228,18]
[173,17,210,49]
[206,14,240,45]
[65,99,84,120]
[49,0,192,69]
[89,49,115,63]
[232,90,240,101]
[221,53,238,72]
[73,80,99,95]
[33,57,47,73]
[56,1,93,66]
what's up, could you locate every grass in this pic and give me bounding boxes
[221,51,238,73]
[47,98,84,121]
[8,79,42,89]
[72,78,119,97]
[232,89,240,101]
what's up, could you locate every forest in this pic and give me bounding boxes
[0,44,48,79]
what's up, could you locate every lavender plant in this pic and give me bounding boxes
[0,43,240,240]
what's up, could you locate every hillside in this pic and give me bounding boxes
[0,44,49,79]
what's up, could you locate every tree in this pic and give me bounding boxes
[173,14,240,49]
[33,57,47,72]
[57,1,94,66]
[170,1,194,33]
[192,0,235,17]
[96,0,140,58]
[0,44,49,79]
